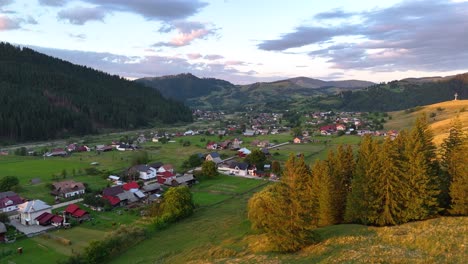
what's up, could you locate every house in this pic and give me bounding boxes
[149,162,163,171]
[231,138,242,150]
[293,137,303,144]
[44,148,67,157]
[51,180,86,198]
[336,124,346,131]
[64,204,90,221]
[67,143,77,152]
[205,152,223,164]
[18,200,52,226]
[96,145,113,152]
[164,174,196,187]
[136,134,147,143]
[35,212,63,227]
[76,145,90,152]
[0,191,23,213]
[243,129,256,137]
[248,164,257,176]
[184,130,195,136]
[257,140,269,148]
[156,171,176,184]
[157,164,174,174]
[117,191,139,204]
[0,222,6,242]
[219,140,232,149]
[116,144,134,151]
[229,162,249,176]
[129,165,157,180]
[238,148,251,157]
[102,186,124,206]
[141,183,163,194]
[320,124,337,135]
[206,142,218,150]
[123,181,140,192]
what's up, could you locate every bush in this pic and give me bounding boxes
[84,167,100,175]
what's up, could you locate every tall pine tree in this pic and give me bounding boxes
[345,135,377,224]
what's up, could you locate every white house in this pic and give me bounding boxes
[51,180,86,198]
[131,165,157,180]
[18,200,52,226]
[0,191,23,213]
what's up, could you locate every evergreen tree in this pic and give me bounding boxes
[345,135,376,224]
[448,142,468,215]
[367,138,408,226]
[440,117,466,209]
[311,160,335,226]
[247,154,318,252]
[402,128,440,220]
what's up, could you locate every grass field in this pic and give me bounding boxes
[191,175,268,206]
[385,100,468,145]
[111,188,468,264]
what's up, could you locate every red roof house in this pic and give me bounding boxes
[65,204,80,214]
[123,182,140,191]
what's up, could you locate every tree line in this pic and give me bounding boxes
[248,114,467,252]
[0,42,193,143]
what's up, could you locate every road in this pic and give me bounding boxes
[51,198,84,209]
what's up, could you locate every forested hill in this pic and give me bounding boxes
[337,73,468,111]
[0,43,192,143]
[136,73,236,101]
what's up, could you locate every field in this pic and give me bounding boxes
[112,188,468,264]
[0,131,362,204]
[385,100,468,145]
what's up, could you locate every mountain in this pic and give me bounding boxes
[136,74,374,110]
[136,73,236,102]
[0,43,192,143]
[334,73,468,112]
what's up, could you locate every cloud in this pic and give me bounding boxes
[0,15,20,30]
[204,54,224,60]
[68,33,86,40]
[0,0,13,8]
[153,21,218,47]
[258,0,468,72]
[58,6,107,25]
[187,53,202,60]
[225,60,246,66]
[71,0,208,22]
[39,0,67,6]
[314,9,355,20]
[28,45,266,84]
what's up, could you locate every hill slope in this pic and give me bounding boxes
[136,74,373,110]
[111,187,467,264]
[0,43,192,143]
[385,100,468,145]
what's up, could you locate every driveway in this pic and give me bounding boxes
[9,218,56,237]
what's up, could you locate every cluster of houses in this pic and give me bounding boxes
[0,190,91,242]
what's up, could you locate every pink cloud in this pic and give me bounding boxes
[0,15,20,31]
[169,28,210,46]
[187,53,202,60]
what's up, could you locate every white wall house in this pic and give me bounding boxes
[18,200,52,226]
[132,165,157,180]
[0,192,23,213]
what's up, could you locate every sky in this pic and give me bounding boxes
[1,0,468,84]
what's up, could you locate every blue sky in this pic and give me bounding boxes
[1,0,467,84]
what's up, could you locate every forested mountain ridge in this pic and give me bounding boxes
[0,43,192,143]
[137,73,236,102]
[136,74,374,110]
[137,72,467,112]
[335,73,468,111]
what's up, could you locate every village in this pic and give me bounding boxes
[0,109,397,247]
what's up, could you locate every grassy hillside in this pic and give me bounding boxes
[385,100,468,145]
[112,186,467,264]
